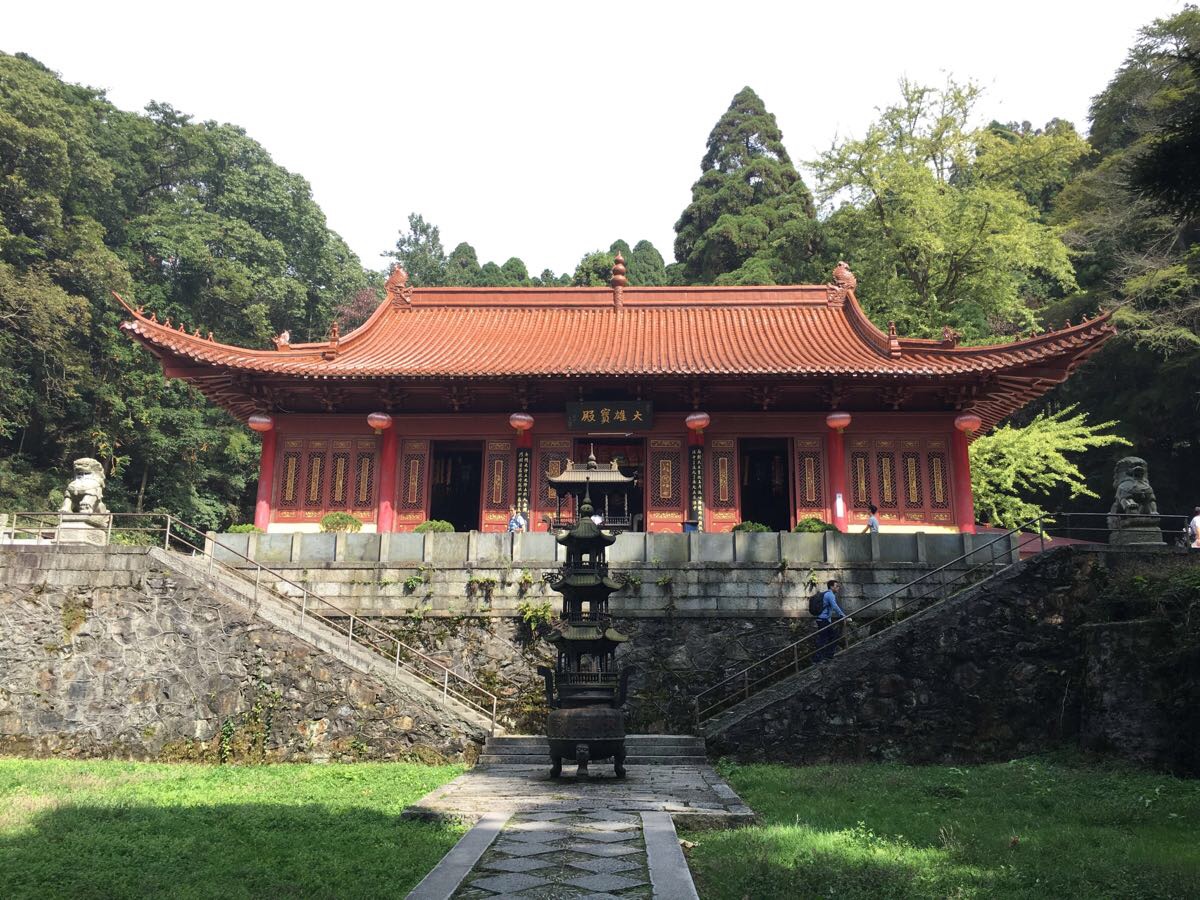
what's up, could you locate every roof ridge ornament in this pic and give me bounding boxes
[387,265,413,308]
[611,252,627,308]
[826,260,857,306]
[887,321,902,358]
[273,330,291,351]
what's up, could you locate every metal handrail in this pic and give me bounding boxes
[1,511,502,734]
[693,516,1051,724]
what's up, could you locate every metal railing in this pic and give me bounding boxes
[1,511,502,734]
[1038,511,1192,547]
[693,517,1050,726]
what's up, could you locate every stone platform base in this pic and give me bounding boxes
[404,764,755,828]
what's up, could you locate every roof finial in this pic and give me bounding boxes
[887,321,902,358]
[387,264,413,308]
[587,443,598,470]
[827,261,857,305]
[273,329,291,351]
[611,252,627,308]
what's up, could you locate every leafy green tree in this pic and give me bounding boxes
[813,78,1090,341]
[500,257,529,285]
[573,250,614,286]
[0,52,366,529]
[1032,7,1200,515]
[674,87,822,285]
[627,240,667,286]
[969,406,1129,529]
[445,241,482,285]
[387,212,445,286]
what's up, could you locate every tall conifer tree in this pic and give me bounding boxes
[674,87,821,284]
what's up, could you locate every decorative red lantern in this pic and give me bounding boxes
[685,412,711,432]
[247,413,274,433]
[509,412,535,432]
[367,412,393,434]
[955,412,983,433]
[825,411,852,431]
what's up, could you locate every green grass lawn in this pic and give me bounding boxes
[683,755,1200,899]
[0,758,465,899]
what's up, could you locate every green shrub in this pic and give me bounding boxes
[414,519,455,533]
[516,600,554,632]
[226,524,264,534]
[319,512,362,533]
[732,521,771,533]
[793,516,837,533]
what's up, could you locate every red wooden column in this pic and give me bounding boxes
[253,426,277,531]
[376,426,399,532]
[952,413,981,534]
[825,412,851,532]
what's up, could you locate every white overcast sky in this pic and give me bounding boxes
[5,1,1186,276]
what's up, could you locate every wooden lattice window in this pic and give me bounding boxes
[927,451,950,509]
[709,440,736,510]
[485,442,511,511]
[304,449,327,507]
[796,450,824,508]
[850,451,872,509]
[902,451,924,509]
[649,449,681,508]
[330,452,350,505]
[279,451,301,507]
[353,451,375,508]
[400,443,428,510]
[876,452,898,509]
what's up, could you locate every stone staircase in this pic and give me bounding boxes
[148,547,503,736]
[479,734,707,766]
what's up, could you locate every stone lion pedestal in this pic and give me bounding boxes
[1107,457,1164,546]
[57,514,110,545]
[57,458,111,546]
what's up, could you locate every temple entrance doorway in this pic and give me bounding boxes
[572,438,644,530]
[429,441,482,532]
[739,438,791,531]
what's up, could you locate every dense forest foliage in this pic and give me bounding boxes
[1,6,1197,527]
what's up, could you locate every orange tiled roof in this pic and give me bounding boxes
[118,284,1115,381]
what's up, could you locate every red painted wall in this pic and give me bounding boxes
[257,411,971,533]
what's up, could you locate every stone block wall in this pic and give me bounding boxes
[208,529,1016,568]
[705,547,1200,775]
[0,546,484,763]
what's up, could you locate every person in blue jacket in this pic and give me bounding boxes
[815,579,852,661]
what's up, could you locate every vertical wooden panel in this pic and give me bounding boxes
[648,438,683,531]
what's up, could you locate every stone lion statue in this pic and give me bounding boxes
[1107,456,1160,540]
[60,457,108,515]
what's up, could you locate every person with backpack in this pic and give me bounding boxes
[813,579,852,661]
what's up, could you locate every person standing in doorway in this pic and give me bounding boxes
[863,503,880,534]
[507,506,527,533]
[815,579,852,661]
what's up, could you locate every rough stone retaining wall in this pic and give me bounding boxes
[705,547,1200,775]
[247,558,1003,620]
[0,546,485,763]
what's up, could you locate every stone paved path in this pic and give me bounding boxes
[455,808,654,899]
[406,764,752,899]
[405,764,754,828]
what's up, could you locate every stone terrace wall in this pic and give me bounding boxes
[706,548,1200,774]
[0,546,485,763]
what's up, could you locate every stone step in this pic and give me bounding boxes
[483,742,706,752]
[477,753,710,766]
[484,745,705,756]
[488,734,701,744]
